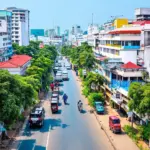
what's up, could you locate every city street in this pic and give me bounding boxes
[11,63,114,150]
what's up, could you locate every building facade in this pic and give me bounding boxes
[55,26,60,36]
[0,10,13,61]
[6,7,30,46]
[0,55,32,75]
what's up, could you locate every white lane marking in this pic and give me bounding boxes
[46,125,51,149]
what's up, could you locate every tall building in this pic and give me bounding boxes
[0,10,13,61]
[55,26,60,36]
[135,8,150,21]
[6,7,30,46]
[45,29,56,38]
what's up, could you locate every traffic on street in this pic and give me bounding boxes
[10,57,114,150]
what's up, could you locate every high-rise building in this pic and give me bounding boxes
[0,10,13,61]
[55,26,60,36]
[45,29,56,38]
[135,8,150,21]
[6,7,30,46]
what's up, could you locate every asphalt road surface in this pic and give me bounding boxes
[11,60,113,150]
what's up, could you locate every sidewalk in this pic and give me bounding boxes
[74,72,140,150]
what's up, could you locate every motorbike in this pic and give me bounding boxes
[78,103,83,112]
[63,94,68,105]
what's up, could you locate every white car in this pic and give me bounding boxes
[62,70,68,80]
[55,73,63,81]
[65,64,71,70]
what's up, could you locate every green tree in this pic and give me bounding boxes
[128,82,150,119]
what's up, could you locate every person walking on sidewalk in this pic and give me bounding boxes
[50,82,54,91]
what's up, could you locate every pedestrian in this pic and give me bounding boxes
[76,70,78,76]
[50,82,54,91]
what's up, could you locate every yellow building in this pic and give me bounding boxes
[113,18,128,28]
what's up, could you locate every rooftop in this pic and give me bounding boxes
[0,55,32,68]
[121,61,142,69]
[133,21,150,25]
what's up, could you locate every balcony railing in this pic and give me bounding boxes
[101,44,140,50]
[122,46,140,49]
[111,79,143,91]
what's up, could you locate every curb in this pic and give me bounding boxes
[93,111,117,150]
[76,75,117,150]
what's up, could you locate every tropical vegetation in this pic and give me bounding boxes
[0,41,57,127]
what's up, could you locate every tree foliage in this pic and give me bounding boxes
[61,42,97,70]
[0,41,57,125]
[128,82,150,118]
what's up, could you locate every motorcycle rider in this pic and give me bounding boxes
[77,100,83,111]
[63,93,68,104]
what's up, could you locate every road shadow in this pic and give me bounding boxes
[54,109,62,114]
[34,145,46,150]
[61,123,69,129]
[49,118,62,130]
[65,102,70,105]
[58,102,62,106]
[81,109,87,114]
[59,83,64,86]
[10,139,46,150]
[22,124,34,137]
[16,139,36,150]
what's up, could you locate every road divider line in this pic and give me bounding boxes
[46,125,51,150]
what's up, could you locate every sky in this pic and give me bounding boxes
[1,0,150,33]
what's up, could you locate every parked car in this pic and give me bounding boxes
[28,106,45,128]
[55,73,63,82]
[94,101,104,114]
[51,100,58,113]
[109,116,121,133]
[62,70,68,80]
[65,64,71,70]
[51,93,59,100]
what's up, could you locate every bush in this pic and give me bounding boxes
[18,114,25,122]
[88,92,104,107]
[123,125,139,143]
[79,69,83,78]
[82,86,90,97]
[138,124,150,141]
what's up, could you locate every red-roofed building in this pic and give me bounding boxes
[121,61,142,69]
[0,55,32,75]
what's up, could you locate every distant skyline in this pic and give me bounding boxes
[1,0,150,32]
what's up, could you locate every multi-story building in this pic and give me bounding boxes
[55,26,60,36]
[135,8,150,21]
[6,7,30,46]
[45,29,56,38]
[93,14,150,122]
[0,10,13,61]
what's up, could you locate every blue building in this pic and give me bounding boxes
[30,29,44,37]
[0,10,13,61]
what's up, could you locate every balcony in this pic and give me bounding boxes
[100,44,140,50]
[111,79,143,91]
[122,46,140,49]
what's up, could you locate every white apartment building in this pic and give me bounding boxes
[0,10,13,61]
[6,7,30,46]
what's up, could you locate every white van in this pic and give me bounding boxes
[55,73,63,82]
[62,70,68,80]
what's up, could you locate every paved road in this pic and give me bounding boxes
[11,60,113,150]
